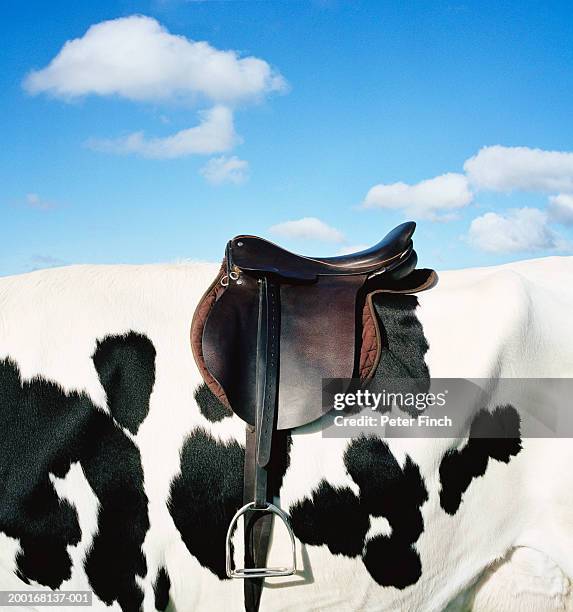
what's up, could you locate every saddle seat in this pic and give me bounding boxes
[230,221,416,280]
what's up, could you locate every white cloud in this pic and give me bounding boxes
[269,217,345,243]
[200,155,249,184]
[467,207,565,253]
[548,194,573,226]
[25,193,56,210]
[336,244,369,255]
[362,173,472,219]
[23,15,287,104]
[464,145,573,193]
[86,106,237,158]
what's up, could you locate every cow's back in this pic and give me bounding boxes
[1,258,573,612]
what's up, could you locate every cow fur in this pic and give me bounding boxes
[0,258,572,611]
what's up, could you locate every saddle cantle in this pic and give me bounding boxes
[190,221,437,612]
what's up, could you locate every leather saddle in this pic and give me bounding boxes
[190,221,436,611]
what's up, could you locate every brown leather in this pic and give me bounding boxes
[194,227,422,429]
[358,268,438,381]
[228,222,415,280]
[359,295,382,383]
[190,264,230,409]
[277,275,365,428]
[190,263,437,419]
[199,271,261,425]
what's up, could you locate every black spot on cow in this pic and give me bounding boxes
[153,566,171,611]
[81,417,149,611]
[0,358,84,588]
[92,332,156,434]
[439,404,522,515]
[168,428,244,579]
[290,481,368,557]
[345,437,428,537]
[194,382,230,422]
[363,535,422,589]
[368,294,431,416]
[345,436,428,587]
[267,429,292,496]
[372,294,430,383]
[172,296,430,588]
[289,436,428,589]
[0,343,153,611]
[168,427,291,579]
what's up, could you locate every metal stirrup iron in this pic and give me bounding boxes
[225,502,296,578]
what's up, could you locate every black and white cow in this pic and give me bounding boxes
[0,258,572,611]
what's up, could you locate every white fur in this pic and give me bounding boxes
[0,257,572,611]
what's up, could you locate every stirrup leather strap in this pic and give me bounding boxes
[225,277,296,612]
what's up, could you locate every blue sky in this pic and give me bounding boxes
[2,0,573,276]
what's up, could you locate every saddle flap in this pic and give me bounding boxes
[190,266,230,409]
[200,273,260,425]
[276,276,364,429]
[196,272,364,429]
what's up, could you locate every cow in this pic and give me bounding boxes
[0,256,572,612]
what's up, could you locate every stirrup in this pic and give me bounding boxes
[225,501,297,579]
